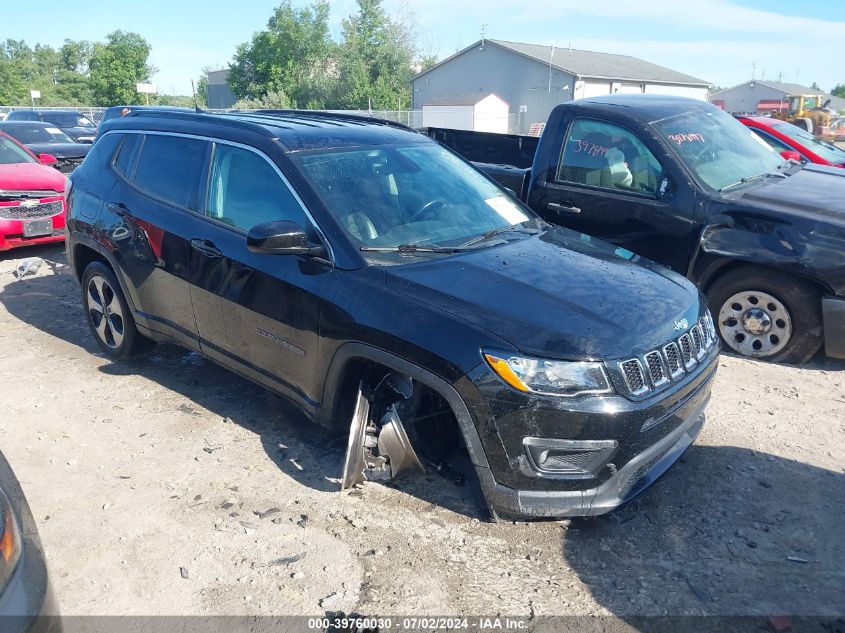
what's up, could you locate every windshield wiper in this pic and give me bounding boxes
[719,173,773,192]
[359,243,479,254]
[459,223,538,248]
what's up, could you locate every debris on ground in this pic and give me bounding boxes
[15,257,44,279]
[255,507,281,520]
[179,567,189,579]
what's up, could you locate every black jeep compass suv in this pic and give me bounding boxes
[65,109,719,520]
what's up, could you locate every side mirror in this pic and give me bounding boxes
[39,153,58,166]
[246,220,326,257]
[780,149,802,162]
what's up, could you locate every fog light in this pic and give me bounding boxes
[523,437,618,478]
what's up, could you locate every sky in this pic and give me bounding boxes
[2,0,843,96]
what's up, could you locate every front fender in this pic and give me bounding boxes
[690,219,845,295]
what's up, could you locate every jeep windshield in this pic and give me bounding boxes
[653,107,784,192]
[291,144,538,253]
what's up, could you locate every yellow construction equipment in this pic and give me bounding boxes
[773,95,837,139]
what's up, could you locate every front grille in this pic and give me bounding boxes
[616,314,717,398]
[0,200,63,220]
[690,326,703,358]
[663,342,684,379]
[56,157,84,174]
[678,334,695,369]
[644,351,668,387]
[620,359,647,395]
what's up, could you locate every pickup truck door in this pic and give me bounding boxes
[187,141,332,408]
[527,116,697,274]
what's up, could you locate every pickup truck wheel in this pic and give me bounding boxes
[82,262,152,359]
[707,267,822,363]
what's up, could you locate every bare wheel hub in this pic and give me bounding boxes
[742,308,772,335]
[718,290,792,357]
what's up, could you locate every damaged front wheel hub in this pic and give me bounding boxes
[340,379,425,489]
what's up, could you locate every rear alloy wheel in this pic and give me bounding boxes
[81,262,151,359]
[707,266,823,364]
[87,275,125,350]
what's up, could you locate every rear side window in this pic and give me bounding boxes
[205,143,309,231]
[132,134,207,210]
[7,111,37,121]
[113,134,142,178]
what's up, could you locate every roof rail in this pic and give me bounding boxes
[249,109,419,133]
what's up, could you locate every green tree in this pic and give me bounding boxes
[337,0,415,110]
[227,1,335,108]
[88,31,153,106]
[832,84,845,98]
[232,89,291,110]
[418,53,438,73]
[0,59,27,104]
[810,81,821,90]
[196,66,210,107]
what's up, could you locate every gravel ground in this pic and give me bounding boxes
[0,245,843,623]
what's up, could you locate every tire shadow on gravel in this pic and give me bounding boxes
[0,257,484,517]
[562,444,844,625]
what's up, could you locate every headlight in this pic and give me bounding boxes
[483,351,613,397]
[0,487,21,593]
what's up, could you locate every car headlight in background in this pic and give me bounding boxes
[0,487,21,593]
[483,351,613,397]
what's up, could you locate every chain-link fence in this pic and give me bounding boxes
[0,106,525,133]
[0,105,426,127]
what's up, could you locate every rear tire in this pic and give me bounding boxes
[81,261,152,359]
[707,266,822,364]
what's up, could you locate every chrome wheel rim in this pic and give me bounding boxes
[718,290,792,357]
[87,275,125,349]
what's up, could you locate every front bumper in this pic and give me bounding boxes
[457,347,718,520]
[0,211,66,252]
[822,296,845,359]
[482,398,707,519]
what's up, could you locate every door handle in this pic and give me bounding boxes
[106,202,130,217]
[190,238,223,258]
[547,202,581,214]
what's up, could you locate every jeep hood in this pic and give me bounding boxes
[384,228,704,360]
[729,163,845,224]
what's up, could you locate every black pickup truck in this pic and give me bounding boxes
[425,95,845,364]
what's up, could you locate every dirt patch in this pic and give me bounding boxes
[1,245,843,618]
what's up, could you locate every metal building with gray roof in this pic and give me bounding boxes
[709,80,845,114]
[411,39,710,134]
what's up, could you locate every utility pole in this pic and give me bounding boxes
[549,44,555,93]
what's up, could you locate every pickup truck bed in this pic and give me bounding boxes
[422,127,535,197]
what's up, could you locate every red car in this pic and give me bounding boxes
[0,131,66,252]
[738,115,845,168]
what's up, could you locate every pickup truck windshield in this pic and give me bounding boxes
[653,108,783,191]
[5,125,75,144]
[769,120,845,165]
[292,144,533,250]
